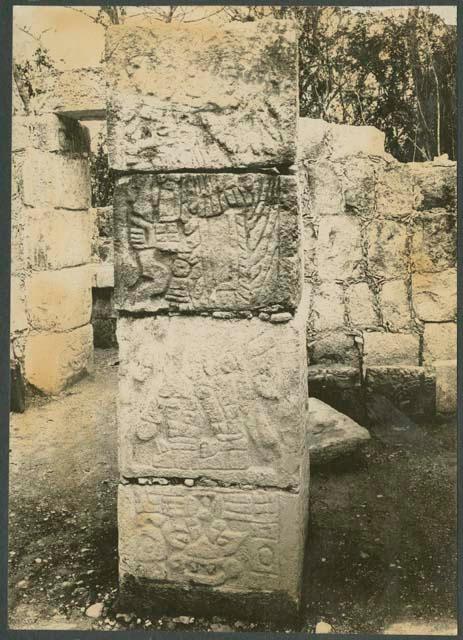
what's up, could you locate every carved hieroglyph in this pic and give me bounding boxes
[118,483,308,599]
[113,173,301,313]
[117,302,309,488]
[106,20,297,171]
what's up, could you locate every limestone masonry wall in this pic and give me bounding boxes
[11,113,94,397]
[298,118,457,417]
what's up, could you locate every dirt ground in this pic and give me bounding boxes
[8,349,458,633]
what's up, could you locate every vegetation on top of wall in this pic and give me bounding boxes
[13,5,456,205]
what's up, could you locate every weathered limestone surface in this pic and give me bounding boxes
[27,209,93,270]
[117,305,308,487]
[22,149,91,210]
[24,324,93,395]
[10,275,28,334]
[379,280,412,331]
[308,398,370,465]
[411,210,456,273]
[106,20,297,171]
[28,67,106,119]
[26,267,92,332]
[13,114,91,153]
[434,360,457,414]
[315,216,362,280]
[411,269,457,322]
[113,173,301,313]
[363,332,420,367]
[299,119,456,417]
[423,323,457,364]
[11,114,94,403]
[365,366,436,418]
[118,482,308,601]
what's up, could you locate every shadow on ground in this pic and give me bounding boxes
[8,349,457,633]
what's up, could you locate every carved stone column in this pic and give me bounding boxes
[106,18,309,621]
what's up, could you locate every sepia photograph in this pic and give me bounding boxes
[5,2,458,635]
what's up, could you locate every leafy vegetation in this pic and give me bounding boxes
[13,6,456,205]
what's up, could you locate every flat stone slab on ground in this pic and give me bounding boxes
[118,483,308,603]
[113,173,301,313]
[106,19,297,171]
[308,398,370,465]
[117,306,308,487]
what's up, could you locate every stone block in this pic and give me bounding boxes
[342,157,378,216]
[11,197,25,276]
[410,162,456,211]
[12,116,30,152]
[113,173,301,313]
[411,269,457,322]
[118,482,308,605]
[316,215,363,281]
[117,306,308,488]
[376,164,414,217]
[24,324,93,395]
[308,332,360,367]
[311,283,345,332]
[29,67,106,119]
[308,398,370,465]
[303,161,344,216]
[13,115,90,154]
[411,210,456,273]
[94,263,115,288]
[365,365,436,419]
[366,220,408,279]
[10,275,27,334]
[363,331,419,366]
[434,360,457,414]
[297,119,332,162]
[297,119,387,162]
[307,365,365,425]
[26,209,93,270]
[307,365,360,388]
[423,323,457,365]
[26,267,92,332]
[22,149,91,210]
[379,280,412,331]
[346,282,378,327]
[106,20,297,171]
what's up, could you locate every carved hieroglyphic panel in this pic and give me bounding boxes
[117,307,309,488]
[113,173,301,313]
[118,484,307,598]
[106,20,297,171]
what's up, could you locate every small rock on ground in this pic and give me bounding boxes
[315,621,333,633]
[85,603,104,619]
[308,398,370,465]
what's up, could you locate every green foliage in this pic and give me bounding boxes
[90,133,114,207]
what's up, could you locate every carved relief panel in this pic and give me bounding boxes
[113,173,301,314]
[119,484,306,598]
[117,311,308,488]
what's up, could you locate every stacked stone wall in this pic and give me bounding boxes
[299,118,457,417]
[11,114,94,397]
